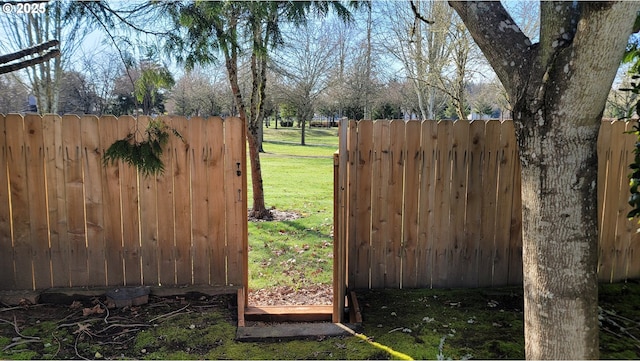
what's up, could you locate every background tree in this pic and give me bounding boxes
[168,1,354,219]
[378,0,453,120]
[271,21,338,145]
[0,1,89,113]
[108,60,174,116]
[449,1,639,358]
[0,73,30,113]
[77,51,122,115]
[57,70,102,114]
[135,61,175,115]
[169,66,223,117]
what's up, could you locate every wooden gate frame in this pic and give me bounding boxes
[332,121,348,323]
[239,122,348,325]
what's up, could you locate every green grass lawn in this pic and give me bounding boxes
[247,126,339,290]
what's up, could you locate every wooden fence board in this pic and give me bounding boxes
[349,121,372,289]
[156,116,177,286]
[43,115,69,287]
[173,116,192,284]
[334,121,349,322]
[416,120,437,287]
[401,120,421,288]
[346,120,358,288]
[137,116,159,286]
[369,121,389,288]
[613,120,632,281]
[24,115,50,289]
[118,116,141,286]
[508,156,524,285]
[225,117,246,286]
[386,120,404,288]
[432,121,452,287]
[625,123,640,279]
[207,117,226,285]
[466,121,485,287]
[97,115,124,286]
[449,121,470,287]
[480,121,501,286]
[190,117,210,285]
[81,115,107,286]
[600,121,626,282]
[0,115,13,290]
[597,119,613,281]
[617,122,638,280]
[62,115,88,287]
[493,121,517,286]
[6,114,33,289]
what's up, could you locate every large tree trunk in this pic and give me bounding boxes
[450,1,638,359]
[248,14,271,219]
[517,109,600,359]
[218,11,271,220]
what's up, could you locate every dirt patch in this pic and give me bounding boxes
[248,285,333,306]
[248,208,301,222]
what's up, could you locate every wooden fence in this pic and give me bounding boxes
[335,119,640,290]
[0,114,247,291]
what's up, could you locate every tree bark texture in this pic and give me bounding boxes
[450,1,638,359]
[216,8,271,220]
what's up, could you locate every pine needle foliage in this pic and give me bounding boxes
[103,119,182,177]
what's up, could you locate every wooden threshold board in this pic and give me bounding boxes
[244,305,333,322]
[236,322,351,342]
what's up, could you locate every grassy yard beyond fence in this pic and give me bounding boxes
[247,127,339,290]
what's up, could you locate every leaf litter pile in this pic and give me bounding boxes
[0,282,639,359]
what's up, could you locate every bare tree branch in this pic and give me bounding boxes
[0,40,59,65]
[448,1,532,96]
[410,1,433,24]
[0,49,60,75]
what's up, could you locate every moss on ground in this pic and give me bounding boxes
[0,284,640,359]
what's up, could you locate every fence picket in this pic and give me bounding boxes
[24,114,50,289]
[190,117,210,285]
[387,120,404,288]
[508,154,524,285]
[618,122,638,280]
[44,115,69,287]
[172,116,192,284]
[448,121,471,288]
[207,117,226,285]
[401,120,421,288]
[118,115,142,286]
[493,120,517,286]
[224,117,247,286]
[137,116,159,286]
[6,114,32,289]
[351,121,373,289]
[61,115,88,287]
[466,121,485,287]
[416,121,437,287]
[156,116,177,286]
[98,115,124,286]
[600,121,626,281]
[81,115,107,286]
[480,121,501,286]
[370,121,389,288]
[0,115,13,290]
